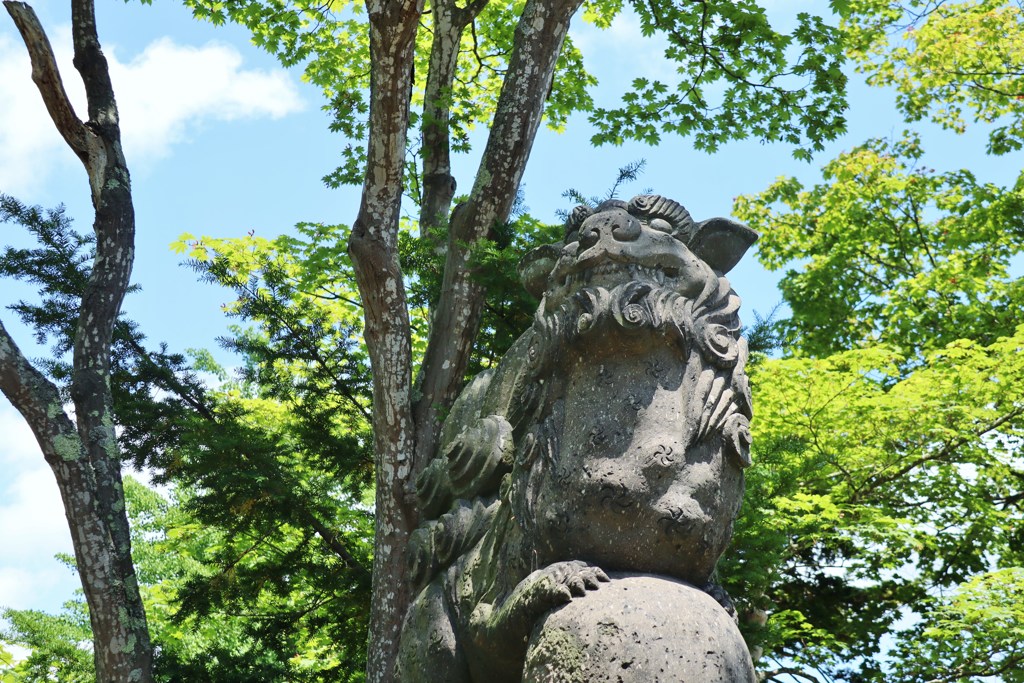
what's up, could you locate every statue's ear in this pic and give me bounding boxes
[518,243,561,299]
[688,218,759,274]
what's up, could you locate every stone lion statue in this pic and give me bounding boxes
[397,195,759,682]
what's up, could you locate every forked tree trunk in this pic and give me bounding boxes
[412,0,585,483]
[348,0,584,680]
[1,2,152,680]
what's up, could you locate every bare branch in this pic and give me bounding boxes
[301,509,372,578]
[763,666,824,683]
[418,0,475,236]
[3,1,105,197]
[70,0,120,133]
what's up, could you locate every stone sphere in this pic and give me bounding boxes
[522,574,756,683]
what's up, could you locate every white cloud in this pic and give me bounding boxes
[0,401,77,611]
[0,28,304,195]
[110,37,304,163]
[0,31,76,196]
[0,464,71,554]
[0,566,75,612]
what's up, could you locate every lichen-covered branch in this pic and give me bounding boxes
[0,319,70,444]
[417,0,489,235]
[4,1,106,201]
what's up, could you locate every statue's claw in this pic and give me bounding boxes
[467,561,609,681]
[543,560,610,599]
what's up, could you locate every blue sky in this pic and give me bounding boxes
[0,0,1020,619]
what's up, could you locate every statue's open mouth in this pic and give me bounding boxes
[549,242,702,298]
[562,261,682,290]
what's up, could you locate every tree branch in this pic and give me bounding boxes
[301,509,372,578]
[856,405,1024,501]
[71,0,120,134]
[417,0,479,236]
[411,0,584,472]
[0,317,77,460]
[3,1,106,201]
[763,667,823,683]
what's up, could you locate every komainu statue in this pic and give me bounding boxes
[397,195,759,682]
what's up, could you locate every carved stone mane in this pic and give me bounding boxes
[398,195,759,682]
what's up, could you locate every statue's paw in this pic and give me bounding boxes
[545,560,611,599]
[520,561,610,609]
[468,563,610,666]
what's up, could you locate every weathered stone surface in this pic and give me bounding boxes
[523,574,757,683]
[396,195,758,682]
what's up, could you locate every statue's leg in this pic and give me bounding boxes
[396,580,469,683]
[466,561,609,682]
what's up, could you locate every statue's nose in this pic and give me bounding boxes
[578,209,642,248]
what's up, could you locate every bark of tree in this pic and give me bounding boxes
[0,2,152,681]
[347,0,583,679]
[416,0,488,236]
[347,0,423,680]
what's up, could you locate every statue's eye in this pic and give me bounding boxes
[649,218,673,234]
[566,205,592,238]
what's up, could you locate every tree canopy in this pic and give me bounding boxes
[722,2,1024,679]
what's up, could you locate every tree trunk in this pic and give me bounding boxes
[347,0,423,680]
[1,2,152,680]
